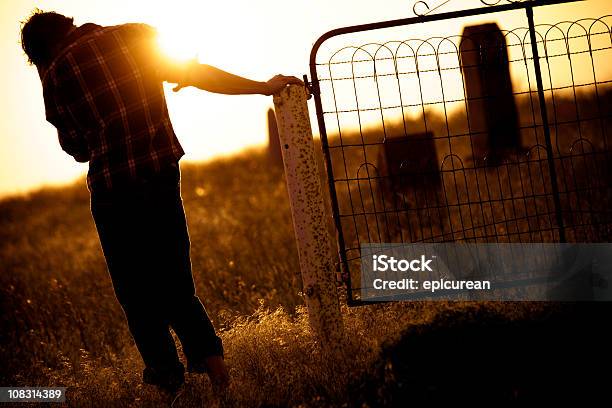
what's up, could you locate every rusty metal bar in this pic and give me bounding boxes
[526,5,567,242]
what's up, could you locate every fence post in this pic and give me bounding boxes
[273,84,344,348]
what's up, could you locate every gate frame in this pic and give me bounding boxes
[308,0,583,305]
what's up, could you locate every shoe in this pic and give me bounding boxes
[205,355,230,392]
[143,365,185,394]
[188,355,230,392]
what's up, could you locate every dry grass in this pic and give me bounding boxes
[0,148,555,407]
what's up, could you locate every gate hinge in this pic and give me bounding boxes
[303,74,315,99]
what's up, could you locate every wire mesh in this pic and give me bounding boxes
[310,8,612,303]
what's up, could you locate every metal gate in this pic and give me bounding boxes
[307,0,612,304]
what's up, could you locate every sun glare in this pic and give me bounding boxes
[156,24,200,62]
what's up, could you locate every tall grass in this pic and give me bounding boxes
[0,149,551,407]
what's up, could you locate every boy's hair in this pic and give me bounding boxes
[21,10,74,67]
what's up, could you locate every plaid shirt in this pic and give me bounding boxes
[42,23,184,193]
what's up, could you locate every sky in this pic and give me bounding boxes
[0,0,610,197]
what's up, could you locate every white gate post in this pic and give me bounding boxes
[273,84,344,347]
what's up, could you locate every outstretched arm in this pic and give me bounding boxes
[160,61,303,96]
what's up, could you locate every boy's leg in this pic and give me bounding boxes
[151,169,224,367]
[158,191,230,390]
[91,191,184,391]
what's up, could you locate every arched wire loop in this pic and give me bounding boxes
[481,0,527,5]
[412,0,529,17]
[412,0,452,17]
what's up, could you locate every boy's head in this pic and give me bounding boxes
[21,10,75,67]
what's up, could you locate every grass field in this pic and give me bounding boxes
[0,148,604,407]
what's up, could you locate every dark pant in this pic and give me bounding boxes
[90,163,222,377]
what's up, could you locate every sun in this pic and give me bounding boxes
[156,23,202,62]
